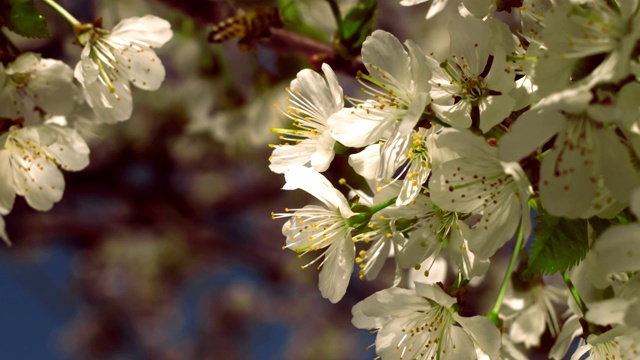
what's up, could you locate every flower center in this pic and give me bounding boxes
[460,76,487,101]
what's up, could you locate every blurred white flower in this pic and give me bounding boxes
[538,0,640,88]
[502,284,567,348]
[0,52,77,124]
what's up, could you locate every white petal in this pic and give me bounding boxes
[461,0,496,17]
[432,101,472,129]
[549,316,583,360]
[111,46,166,91]
[399,225,439,269]
[39,125,90,171]
[498,108,566,162]
[269,140,317,174]
[378,130,411,180]
[484,48,515,94]
[539,139,597,218]
[425,0,448,19]
[397,159,430,206]
[364,237,390,281]
[29,58,77,115]
[79,63,133,123]
[348,144,380,180]
[468,195,522,259]
[0,215,9,245]
[291,68,341,119]
[320,63,344,111]
[594,223,640,273]
[596,129,639,204]
[283,166,353,216]
[586,298,630,326]
[310,132,336,172]
[0,150,16,214]
[74,48,98,84]
[415,282,457,308]
[319,238,355,303]
[454,314,501,360]
[398,91,429,135]
[448,16,491,74]
[362,30,410,91]
[328,103,390,147]
[448,221,490,279]
[399,0,429,5]
[448,325,477,360]
[110,15,173,47]
[10,145,65,211]
[509,305,546,348]
[351,287,428,328]
[478,95,516,133]
[405,40,432,94]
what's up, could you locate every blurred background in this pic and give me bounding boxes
[0,0,464,359]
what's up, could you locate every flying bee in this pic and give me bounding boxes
[208,6,284,51]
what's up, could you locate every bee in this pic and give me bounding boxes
[208,6,284,51]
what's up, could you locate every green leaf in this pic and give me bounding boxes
[341,0,377,50]
[0,0,51,38]
[277,0,328,41]
[524,213,589,278]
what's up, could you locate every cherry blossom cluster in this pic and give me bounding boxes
[0,11,172,244]
[270,0,640,358]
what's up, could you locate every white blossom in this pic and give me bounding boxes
[536,0,640,92]
[329,30,431,182]
[586,273,640,330]
[427,17,516,133]
[0,122,89,212]
[571,327,640,360]
[273,166,356,303]
[0,52,77,124]
[502,284,567,348]
[499,88,639,218]
[429,128,532,259]
[593,188,640,275]
[269,63,343,173]
[74,15,173,123]
[352,282,501,359]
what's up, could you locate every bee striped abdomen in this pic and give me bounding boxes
[209,14,249,43]
[208,7,283,47]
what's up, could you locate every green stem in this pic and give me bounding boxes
[325,0,344,38]
[368,196,397,214]
[487,220,525,326]
[453,271,463,288]
[40,0,81,26]
[562,271,588,315]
